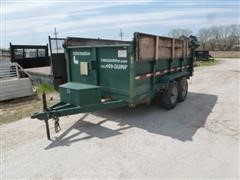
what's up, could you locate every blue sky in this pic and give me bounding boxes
[1,0,239,48]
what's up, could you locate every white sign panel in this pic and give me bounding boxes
[118,50,127,58]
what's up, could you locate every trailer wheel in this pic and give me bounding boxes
[178,77,188,102]
[162,81,179,109]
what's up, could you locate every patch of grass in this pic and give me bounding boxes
[0,93,59,125]
[36,83,54,95]
[194,59,218,67]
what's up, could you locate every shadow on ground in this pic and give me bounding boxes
[45,92,217,149]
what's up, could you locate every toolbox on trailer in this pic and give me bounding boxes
[59,82,101,106]
[32,32,199,139]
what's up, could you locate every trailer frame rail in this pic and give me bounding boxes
[31,93,127,139]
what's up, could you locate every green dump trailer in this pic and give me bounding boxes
[32,32,198,139]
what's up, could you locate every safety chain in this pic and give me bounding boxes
[53,116,61,133]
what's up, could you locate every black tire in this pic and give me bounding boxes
[178,77,188,102]
[162,81,179,109]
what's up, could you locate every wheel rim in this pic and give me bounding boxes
[181,81,187,97]
[170,86,178,104]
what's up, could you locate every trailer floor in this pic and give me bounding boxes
[25,66,51,76]
[1,58,239,179]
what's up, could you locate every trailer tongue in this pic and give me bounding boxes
[31,92,126,139]
[32,32,198,140]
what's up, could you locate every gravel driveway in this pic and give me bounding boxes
[1,58,239,179]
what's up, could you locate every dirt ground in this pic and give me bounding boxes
[0,93,59,125]
[1,58,239,179]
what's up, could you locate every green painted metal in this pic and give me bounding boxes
[60,82,101,106]
[68,48,97,84]
[158,71,190,90]
[33,32,197,121]
[31,99,127,120]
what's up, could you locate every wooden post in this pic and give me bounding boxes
[186,39,188,57]
[155,36,159,60]
[172,38,175,60]
[183,39,185,59]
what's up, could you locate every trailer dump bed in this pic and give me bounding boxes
[61,32,193,105]
[32,32,198,139]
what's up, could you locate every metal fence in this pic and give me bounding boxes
[0,62,32,80]
[0,63,34,101]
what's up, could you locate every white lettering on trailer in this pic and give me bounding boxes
[73,51,91,56]
[100,58,128,70]
[114,64,128,70]
[100,64,128,70]
[101,58,127,64]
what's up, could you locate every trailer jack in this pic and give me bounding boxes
[40,115,61,140]
[44,118,51,140]
[41,93,61,140]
